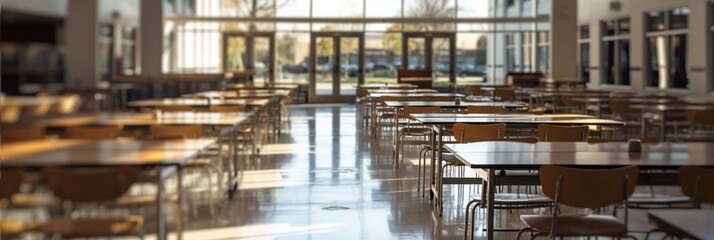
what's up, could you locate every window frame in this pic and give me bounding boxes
[600,18,631,86]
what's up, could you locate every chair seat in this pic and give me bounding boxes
[472,193,552,208]
[39,216,144,238]
[186,158,213,167]
[520,214,628,237]
[9,193,60,208]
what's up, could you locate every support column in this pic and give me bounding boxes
[66,0,99,88]
[549,0,578,80]
[141,0,163,80]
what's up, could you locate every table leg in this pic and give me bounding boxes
[437,125,444,215]
[371,98,377,137]
[393,107,400,166]
[156,168,166,240]
[175,166,184,240]
[430,125,437,201]
[486,169,495,240]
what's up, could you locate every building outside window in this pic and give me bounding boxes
[536,31,549,74]
[646,7,689,89]
[601,18,630,86]
[578,25,590,83]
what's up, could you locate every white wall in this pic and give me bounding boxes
[578,0,712,98]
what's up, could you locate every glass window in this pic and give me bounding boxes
[646,7,689,89]
[457,0,489,18]
[601,18,630,85]
[99,25,113,78]
[579,25,590,39]
[121,26,137,75]
[647,11,666,31]
[536,32,549,74]
[669,7,690,30]
[366,0,401,18]
[312,0,363,18]
[364,32,400,84]
[456,33,488,84]
[276,0,310,17]
[579,43,590,82]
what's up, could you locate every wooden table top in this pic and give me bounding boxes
[223,83,300,90]
[4,112,252,127]
[369,93,464,98]
[384,101,525,108]
[367,89,439,94]
[128,98,270,107]
[411,113,595,119]
[446,142,714,169]
[572,96,680,104]
[1,96,61,106]
[183,90,289,98]
[648,210,714,240]
[0,139,215,167]
[357,84,417,89]
[413,115,623,125]
[630,104,714,112]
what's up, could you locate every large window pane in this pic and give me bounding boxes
[456,33,487,84]
[433,37,451,87]
[315,36,334,96]
[366,0,401,18]
[276,0,310,17]
[536,32,549,74]
[648,36,667,88]
[619,40,630,85]
[457,0,490,18]
[219,0,276,17]
[339,37,359,95]
[277,32,310,84]
[365,32,399,84]
[312,0,363,18]
[671,34,688,88]
[404,0,456,31]
[647,11,666,31]
[407,38,426,70]
[603,40,615,84]
[579,43,590,82]
[669,7,690,30]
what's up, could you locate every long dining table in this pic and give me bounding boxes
[409,113,626,217]
[444,141,714,240]
[0,138,217,240]
[3,111,253,197]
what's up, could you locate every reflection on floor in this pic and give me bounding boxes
[83,106,692,239]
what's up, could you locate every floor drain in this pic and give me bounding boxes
[322,206,350,211]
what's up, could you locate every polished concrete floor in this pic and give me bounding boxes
[120,105,682,240]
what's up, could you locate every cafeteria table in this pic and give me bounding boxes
[648,209,714,240]
[1,138,217,240]
[445,141,714,240]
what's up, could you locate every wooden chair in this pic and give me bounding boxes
[464,86,486,96]
[537,124,589,142]
[517,165,639,239]
[150,125,219,215]
[39,167,144,239]
[1,125,46,143]
[453,123,506,143]
[679,166,714,208]
[467,137,539,143]
[208,104,256,154]
[155,105,193,112]
[65,125,122,139]
[50,94,83,114]
[398,106,441,168]
[494,88,516,101]
[466,105,506,114]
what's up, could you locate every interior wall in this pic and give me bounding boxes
[578,0,712,98]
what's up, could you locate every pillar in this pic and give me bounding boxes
[65,0,99,88]
[549,0,578,80]
[140,0,163,80]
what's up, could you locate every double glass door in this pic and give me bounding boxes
[309,33,364,103]
[223,33,275,83]
[402,33,456,88]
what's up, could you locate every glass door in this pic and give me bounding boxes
[402,33,456,89]
[223,32,275,84]
[309,33,364,103]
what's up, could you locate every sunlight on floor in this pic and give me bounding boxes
[238,169,308,190]
[259,143,313,155]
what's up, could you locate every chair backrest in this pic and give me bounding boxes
[65,125,122,139]
[379,96,408,104]
[467,137,538,144]
[466,106,506,114]
[464,86,486,96]
[537,124,589,142]
[150,125,203,139]
[686,109,714,126]
[155,105,194,112]
[679,167,714,207]
[209,105,248,112]
[0,169,23,200]
[452,123,506,143]
[1,125,46,143]
[539,165,638,209]
[397,70,432,88]
[494,88,516,101]
[609,99,639,115]
[43,167,138,203]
